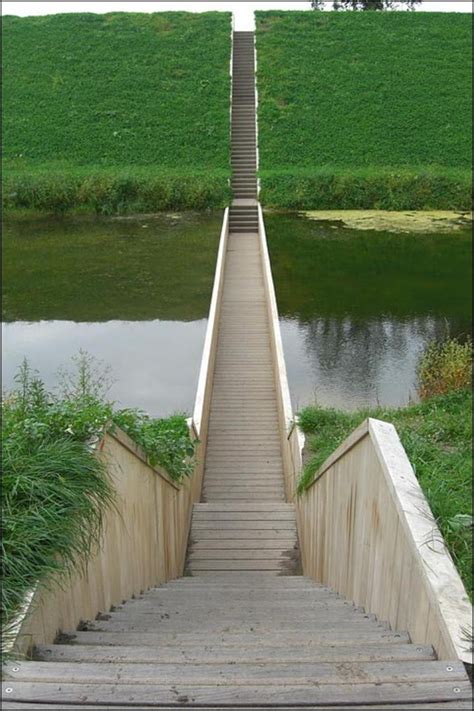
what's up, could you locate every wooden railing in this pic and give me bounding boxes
[257,204,305,500]
[193,207,229,441]
[10,209,230,657]
[296,417,473,665]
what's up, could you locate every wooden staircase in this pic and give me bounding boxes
[4,574,470,708]
[2,30,472,710]
[184,31,298,577]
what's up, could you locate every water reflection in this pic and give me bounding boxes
[2,212,221,415]
[281,315,455,410]
[267,212,472,411]
[2,319,208,418]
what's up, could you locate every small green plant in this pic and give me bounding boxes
[113,410,196,481]
[417,337,472,400]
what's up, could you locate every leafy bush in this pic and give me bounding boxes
[113,410,196,481]
[3,169,231,214]
[259,168,472,211]
[1,362,114,634]
[417,337,472,400]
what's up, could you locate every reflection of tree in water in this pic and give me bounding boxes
[301,315,463,407]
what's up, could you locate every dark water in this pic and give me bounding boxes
[267,213,472,410]
[2,212,222,417]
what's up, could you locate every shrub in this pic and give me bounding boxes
[418,337,472,400]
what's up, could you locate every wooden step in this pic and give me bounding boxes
[4,680,470,707]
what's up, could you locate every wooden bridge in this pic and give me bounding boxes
[2,31,472,710]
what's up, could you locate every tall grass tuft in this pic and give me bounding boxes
[2,437,115,636]
[418,337,472,400]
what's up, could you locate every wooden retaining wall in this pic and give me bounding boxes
[294,417,473,666]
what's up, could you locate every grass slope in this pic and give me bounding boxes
[298,390,473,597]
[3,12,231,212]
[256,11,472,210]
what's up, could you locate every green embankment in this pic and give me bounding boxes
[3,12,231,213]
[256,11,472,210]
[298,389,473,597]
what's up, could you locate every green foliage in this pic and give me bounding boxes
[3,168,231,214]
[256,11,472,209]
[2,354,198,634]
[298,389,473,596]
[113,410,196,481]
[259,167,471,211]
[2,13,231,212]
[317,1,422,9]
[2,360,115,635]
[418,337,472,400]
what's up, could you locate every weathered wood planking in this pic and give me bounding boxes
[3,659,467,685]
[297,417,473,665]
[2,680,471,706]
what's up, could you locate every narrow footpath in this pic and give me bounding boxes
[186,30,299,576]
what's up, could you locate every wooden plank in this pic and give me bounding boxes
[184,561,294,572]
[192,512,295,521]
[3,703,473,711]
[188,529,300,539]
[190,539,297,549]
[191,520,296,529]
[64,628,412,647]
[4,661,467,686]
[3,681,471,706]
[187,550,293,560]
[77,615,389,635]
[34,642,436,664]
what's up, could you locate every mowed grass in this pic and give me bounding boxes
[256,11,472,209]
[298,389,473,597]
[3,12,231,212]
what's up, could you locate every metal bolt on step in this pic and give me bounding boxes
[5,688,13,694]
[446,665,454,671]
[453,687,461,693]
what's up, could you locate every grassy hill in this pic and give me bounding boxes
[256,11,472,210]
[3,12,231,213]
